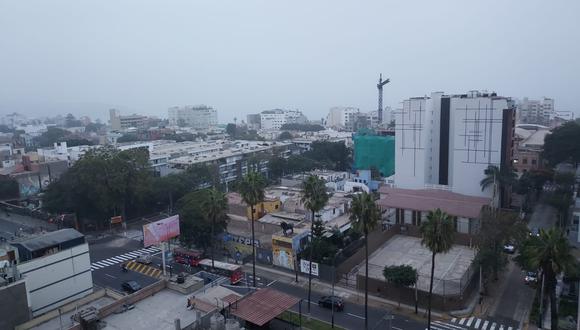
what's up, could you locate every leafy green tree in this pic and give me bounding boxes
[239,171,266,287]
[226,123,237,138]
[200,188,228,268]
[268,155,287,180]
[35,127,70,147]
[420,209,455,330]
[280,123,324,132]
[117,134,141,143]
[301,175,330,312]
[350,191,380,329]
[517,228,577,330]
[303,141,351,171]
[178,190,228,251]
[85,122,105,133]
[476,208,528,283]
[278,131,293,140]
[543,121,580,166]
[0,179,19,199]
[480,165,516,208]
[42,146,151,229]
[383,265,418,308]
[311,219,326,239]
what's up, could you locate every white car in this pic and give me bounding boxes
[503,244,516,254]
[136,253,152,264]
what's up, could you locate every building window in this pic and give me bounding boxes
[522,158,528,164]
[531,159,537,165]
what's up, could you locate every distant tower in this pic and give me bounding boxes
[377,74,390,124]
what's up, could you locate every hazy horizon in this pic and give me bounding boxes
[1,1,579,123]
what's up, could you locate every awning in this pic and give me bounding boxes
[230,288,299,326]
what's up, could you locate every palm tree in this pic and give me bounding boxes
[480,165,516,208]
[301,175,330,312]
[239,171,266,287]
[350,191,380,330]
[200,188,228,269]
[519,228,576,330]
[420,208,455,330]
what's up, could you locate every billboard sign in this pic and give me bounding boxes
[143,215,180,247]
[110,216,123,224]
[300,259,319,276]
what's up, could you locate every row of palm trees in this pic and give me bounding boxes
[231,171,457,330]
[199,169,574,330]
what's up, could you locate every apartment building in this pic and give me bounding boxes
[109,109,148,131]
[168,105,218,129]
[394,91,516,199]
[517,97,554,126]
[259,109,307,130]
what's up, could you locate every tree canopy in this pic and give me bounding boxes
[543,121,580,166]
[303,141,351,171]
[280,123,324,132]
[278,131,293,140]
[178,189,228,250]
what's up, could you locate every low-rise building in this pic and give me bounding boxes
[378,186,490,237]
[109,109,148,131]
[10,229,93,316]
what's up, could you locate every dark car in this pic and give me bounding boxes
[121,280,142,293]
[318,296,344,311]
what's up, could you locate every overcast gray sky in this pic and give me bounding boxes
[1,1,579,123]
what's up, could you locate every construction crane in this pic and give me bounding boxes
[377,73,390,124]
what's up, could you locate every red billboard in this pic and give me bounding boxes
[143,215,180,247]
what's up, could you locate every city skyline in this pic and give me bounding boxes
[1,1,579,123]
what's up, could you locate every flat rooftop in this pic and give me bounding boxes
[102,290,200,330]
[360,235,475,295]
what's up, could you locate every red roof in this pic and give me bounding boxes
[230,288,299,326]
[377,187,490,219]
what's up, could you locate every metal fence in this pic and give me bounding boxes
[366,260,477,298]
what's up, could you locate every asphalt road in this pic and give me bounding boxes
[226,274,426,330]
[89,235,162,292]
[489,202,557,326]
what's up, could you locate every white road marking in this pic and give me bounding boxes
[346,313,365,320]
[266,280,277,287]
[482,320,489,330]
[459,318,466,325]
[105,274,116,279]
[467,317,474,326]
[490,322,496,330]
[451,318,457,323]
[475,318,482,328]
[434,321,466,330]
[499,326,504,330]
[507,327,513,330]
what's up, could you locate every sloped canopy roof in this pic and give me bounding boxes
[230,288,299,326]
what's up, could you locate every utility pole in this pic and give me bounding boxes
[376,74,390,124]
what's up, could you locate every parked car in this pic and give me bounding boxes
[524,271,538,285]
[503,244,516,254]
[318,296,344,311]
[136,253,152,264]
[529,228,540,237]
[121,280,142,293]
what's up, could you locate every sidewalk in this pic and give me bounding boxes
[246,263,446,321]
[1,212,57,232]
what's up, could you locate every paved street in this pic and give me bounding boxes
[88,235,164,292]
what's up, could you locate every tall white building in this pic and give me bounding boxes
[260,109,307,130]
[394,91,516,199]
[517,97,554,125]
[325,107,360,129]
[168,105,218,129]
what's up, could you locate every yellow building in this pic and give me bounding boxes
[246,198,281,220]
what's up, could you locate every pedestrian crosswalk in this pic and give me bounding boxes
[428,317,518,330]
[90,246,161,271]
[124,260,162,278]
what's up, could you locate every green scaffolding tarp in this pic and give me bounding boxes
[353,134,395,177]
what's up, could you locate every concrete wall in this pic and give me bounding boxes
[0,280,30,330]
[97,280,166,319]
[357,270,478,311]
[17,243,93,316]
